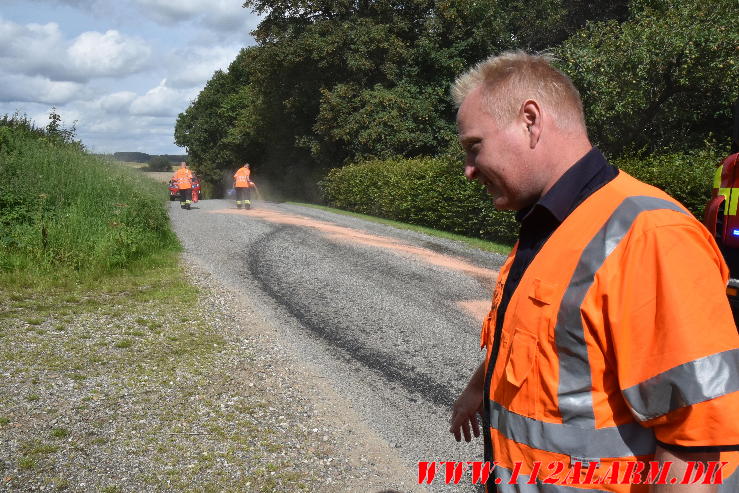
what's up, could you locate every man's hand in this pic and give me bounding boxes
[450,361,485,442]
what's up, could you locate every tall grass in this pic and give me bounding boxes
[0,117,179,284]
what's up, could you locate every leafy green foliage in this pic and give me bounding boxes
[614,145,726,218]
[556,0,738,154]
[175,58,266,190]
[322,143,728,245]
[313,83,457,162]
[0,115,179,277]
[113,152,151,163]
[112,152,188,163]
[321,156,518,244]
[147,156,172,172]
[176,0,734,249]
[175,0,629,200]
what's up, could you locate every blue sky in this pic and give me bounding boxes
[0,0,261,154]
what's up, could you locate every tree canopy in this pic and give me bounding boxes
[174,0,736,199]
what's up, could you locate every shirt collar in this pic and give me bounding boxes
[516,147,610,224]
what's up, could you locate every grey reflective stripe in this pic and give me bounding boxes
[495,467,540,493]
[489,400,656,458]
[496,466,610,492]
[623,348,739,421]
[718,465,739,493]
[556,196,688,426]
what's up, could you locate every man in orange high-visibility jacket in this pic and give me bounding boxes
[172,161,194,210]
[450,51,739,492]
[233,163,253,209]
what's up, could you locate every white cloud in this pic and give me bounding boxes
[37,0,99,6]
[0,1,250,154]
[133,0,200,24]
[166,44,241,89]
[17,0,126,18]
[0,20,68,79]
[0,74,85,104]
[134,0,259,32]
[78,113,183,154]
[130,79,189,117]
[67,30,151,78]
[87,117,128,133]
[98,91,137,113]
[0,19,151,82]
[200,0,259,31]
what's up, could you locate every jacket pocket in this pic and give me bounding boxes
[505,329,538,387]
[496,278,553,415]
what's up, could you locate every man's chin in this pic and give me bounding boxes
[492,196,517,211]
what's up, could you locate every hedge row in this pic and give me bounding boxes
[612,147,722,219]
[320,156,518,244]
[0,121,179,276]
[320,146,727,245]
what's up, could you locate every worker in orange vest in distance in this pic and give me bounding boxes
[233,163,254,209]
[172,161,194,210]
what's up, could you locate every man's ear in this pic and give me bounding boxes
[521,99,542,149]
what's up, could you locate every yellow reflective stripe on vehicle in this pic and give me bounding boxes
[730,188,739,216]
[714,165,724,188]
[720,188,731,214]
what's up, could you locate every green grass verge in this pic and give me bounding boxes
[1,119,179,280]
[290,202,513,255]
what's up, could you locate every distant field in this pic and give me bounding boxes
[144,171,172,183]
[109,160,173,183]
[113,160,147,169]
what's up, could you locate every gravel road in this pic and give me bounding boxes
[170,198,509,492]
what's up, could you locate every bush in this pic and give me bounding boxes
[613,145,725,218]
[147,156,172,172]
[321,146,728,245]
[0,117,179,277]
[320,156,518,244]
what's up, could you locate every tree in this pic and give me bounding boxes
[46,107,62,136]
[113,152,151,163]
[43,107,83,149]
[177,0,671,199]
[556,0,738,154]
[314,82,457,163]
[146,156,172,172]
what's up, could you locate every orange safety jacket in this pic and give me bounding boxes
[481,171,739,492]
[234,167,252,188]
[172,168,193,190]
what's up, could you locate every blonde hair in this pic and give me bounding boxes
[452,51,586,131]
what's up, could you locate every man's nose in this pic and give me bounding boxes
[464,164,477,181]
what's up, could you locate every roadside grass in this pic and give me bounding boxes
[290,201,513,255]
[0,256,321,491]
[1,120,179,281]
